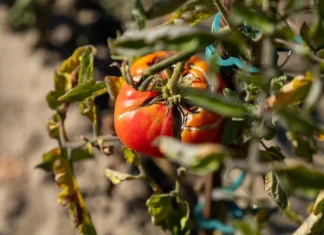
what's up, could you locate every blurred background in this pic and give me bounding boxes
[0,0,317,235]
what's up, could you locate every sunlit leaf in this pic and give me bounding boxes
[60,45,96,74]
[154,136,227,175]
[36,148,62,171]
[58,81,106,103]
[270,75,293,95]
[146,194,173,225]
[105,168,137,184]
[78,46,96,83]
[265,72,313,110]
[168,0,216,25]
[265,171,288,211]
[105,76,125,101]
[180,88,247,117]
[121,146,141,167]
[47,113,60,139]
[79,99,96,122]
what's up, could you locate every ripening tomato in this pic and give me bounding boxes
[114,51,227,158]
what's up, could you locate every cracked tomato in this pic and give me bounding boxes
[114,51,226,158]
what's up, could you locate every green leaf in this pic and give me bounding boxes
[166,200,190,235]
[47,113,60,139]
[286,131,318,161]
[222,118,246,146]
[36,146,94,172]
[309,1,324,50]
[113,25,231,56]
[36,148,62,171]
[131,0,146,29]
[278,106,319,135]
[58,81,106,103]
[231,4,275,35]
[79,99,97,122]
[223,88,239,99]
[234,218,261,235]
[180,88,247,117]
[168,0,216,25]
[154,137,227,175]
[265,171,288,211]
[78,46,96,84]
[145,0,188,19]
[121,146,141,167]
[275,159,324,190]
[146,194,173,225]
[270,75,293,95]
[104,168,137,184]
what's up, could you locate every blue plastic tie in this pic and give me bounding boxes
[206,12,303,73]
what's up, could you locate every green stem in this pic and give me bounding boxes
[138,161,163,194]
[63,135,120,149]
[143,50,195,78]
[167,62,185,95]
[284,202,304,225]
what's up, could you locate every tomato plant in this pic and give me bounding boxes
[114,51,226,158]
[38,1,324,235]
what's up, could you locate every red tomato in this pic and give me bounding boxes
[114,51,226,158]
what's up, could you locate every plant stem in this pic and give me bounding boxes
[143,50,195,78]
[138,161,163,194]
[63,135,120,149]
[213,0,232,28]
[167,61,185,95]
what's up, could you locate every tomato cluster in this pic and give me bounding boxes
[114,51,226,158]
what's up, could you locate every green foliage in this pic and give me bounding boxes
[154,137,227,175]
[39,0,324,234]
[180,88,247,117]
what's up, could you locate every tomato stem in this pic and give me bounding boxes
[143,50,194,78]
[167,61,185,95]
[138,158,163,194]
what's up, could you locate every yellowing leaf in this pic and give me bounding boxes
[104,168,137,184]
[59,45,96,74]
[316,132,324,141]
[265,72,313,110]
[105,76,125,101]
[168,0,216,26]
